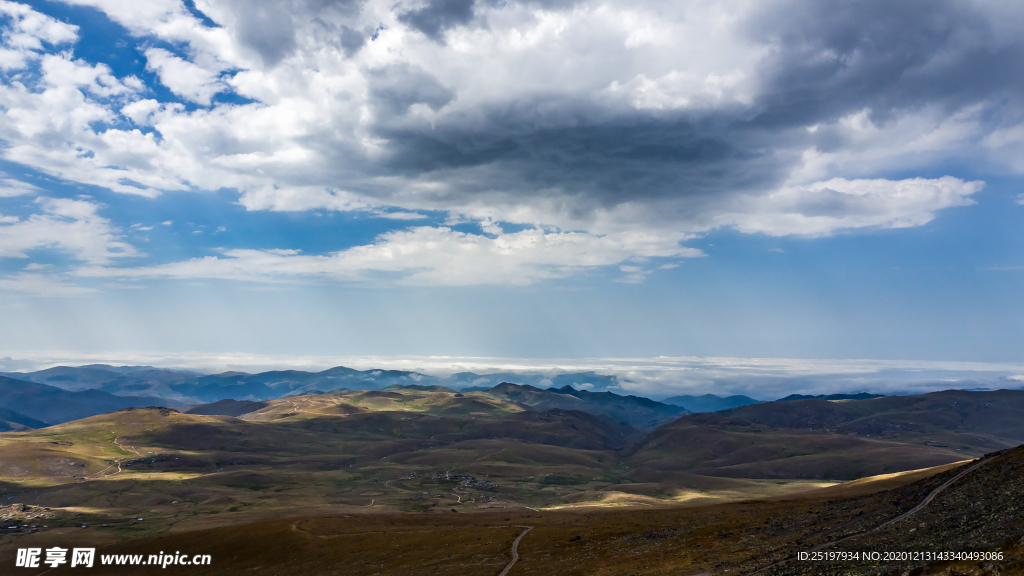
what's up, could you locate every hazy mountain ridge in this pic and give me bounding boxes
[0,407,46,432]
[0,375,182,425]
[776,392,885,402]
[481,382,687,430]
[0,365,640,404]
[4,365,918,411]
[661,393,762,413]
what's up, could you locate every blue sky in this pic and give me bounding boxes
[0,0,1022,393]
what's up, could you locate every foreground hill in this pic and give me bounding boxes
[0,386,1020,536]
[0,376,178,426]
[18,443,1023,576]
[717,388,1024,443]
[625,389,1024,482]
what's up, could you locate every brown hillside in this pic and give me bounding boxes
[24,444,1024,576]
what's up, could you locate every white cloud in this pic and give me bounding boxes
[720,177,983,237]
[374,211,428,220]
[57,0,242,69]
[144,47,227,105]
[0,176,39,196]
[616,264,651,284]
[0,0,78,69]
[0,197,137,263]
[79,225,704,286]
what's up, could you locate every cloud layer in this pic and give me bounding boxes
[0,0,1019,287]
[2,352,1022,398]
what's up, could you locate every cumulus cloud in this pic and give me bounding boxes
[144,48,227,105]
[0,0,1019,285]
[722,177,983,236]
[0,196,137,263]
[0,0,77,68]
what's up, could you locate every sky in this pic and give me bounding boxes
[0,0,1022,394]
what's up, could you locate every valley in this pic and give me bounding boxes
[0,380,1022,574]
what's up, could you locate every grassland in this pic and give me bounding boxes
[1,387,1021,574]
[6,445,1022,576]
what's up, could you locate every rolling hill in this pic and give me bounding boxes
[0,385,1022,576]
[717,388,1024,442]
[180,382,686,432]
[183,399,269,417]
[482,382,687,429]
[623,389,1024,483]
[19,443,1023,576]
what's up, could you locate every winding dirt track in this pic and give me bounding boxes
[498,525,534,576]
[746,455,993,575]
[113,437,140,456]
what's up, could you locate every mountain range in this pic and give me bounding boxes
[0,365,643,404]
[660,393,762,412]
[0,375,176,426]
[2,364,748,409]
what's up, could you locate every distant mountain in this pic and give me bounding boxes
[0,407,47,431]
[442,371,626,391]
[1,365,448,403]
[661,393,762,413]
[776,392,884,401]
[483,382,687,430]
[2,365,201,400]
[0,375,180,425]
[2,365,650,405]
[78,364,203,375]
[173,367,445,402]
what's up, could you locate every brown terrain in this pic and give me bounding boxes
[0,386,1021,575]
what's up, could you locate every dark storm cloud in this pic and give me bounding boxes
[337,25,366,57]
[211,0,364,65]
[213,0,297,66]
[368,63,456,116]
[397,0,477,42]
[353,0,1024,213]
[371,106,798,210]
[747,0,1024,126]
